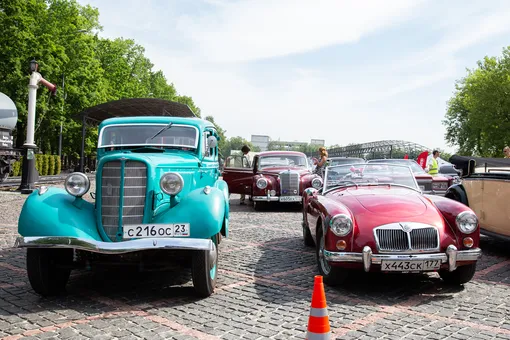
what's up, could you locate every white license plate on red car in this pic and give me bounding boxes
[381,260,441,272]
[279,196,301,202]
[123,223,190,239]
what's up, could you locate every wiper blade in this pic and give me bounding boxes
[146,122,173,143]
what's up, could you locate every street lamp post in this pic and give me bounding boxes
[19,59,57,194]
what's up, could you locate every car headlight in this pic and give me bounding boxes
[432,181,448,190]
[329,214,353,237]
[311,177,323,189]
[65,172,90,197]
[456,211,478,234]
[160,172,184,196]
[256,177,268,189]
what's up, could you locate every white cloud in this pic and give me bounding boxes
[175,0,429,63]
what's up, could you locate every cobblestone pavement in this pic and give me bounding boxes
[0,190,509,339]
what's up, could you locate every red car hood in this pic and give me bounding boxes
[258,167,310,176]
[329,187,444,228]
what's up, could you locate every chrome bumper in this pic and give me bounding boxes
[252,194,302,202]
[323,245,482,272]
[14,236,213,255]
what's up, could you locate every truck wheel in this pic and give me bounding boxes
[191,235,218,297]
[439,263,477,285]
[26,248,73,296]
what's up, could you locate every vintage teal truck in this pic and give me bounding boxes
[15,116,229,297]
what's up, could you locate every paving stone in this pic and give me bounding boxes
[0,193,509,339]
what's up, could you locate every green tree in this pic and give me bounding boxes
[0,0,203,162]
[443,47,510,157]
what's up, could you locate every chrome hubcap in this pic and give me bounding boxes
[208,242,217,268]
[319,230,331,275]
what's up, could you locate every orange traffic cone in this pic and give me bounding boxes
[305,275,331,339]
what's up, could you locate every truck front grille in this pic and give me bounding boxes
[100,160,147,241]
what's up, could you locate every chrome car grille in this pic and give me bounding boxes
[374,223,439,252]
[279,171,300,196]
[101,160,147,241]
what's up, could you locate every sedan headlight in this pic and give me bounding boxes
[160,172,184,196]
[329,214,353,237]
[456,211,478,234]
[311,177,323,189]
[256,177,268,189]
[65,172,90,197]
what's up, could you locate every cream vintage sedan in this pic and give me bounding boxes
[446,155,510,240]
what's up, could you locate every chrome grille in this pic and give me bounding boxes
[374,223,439,252]
[279,171,300,196]
[100,160,147,241]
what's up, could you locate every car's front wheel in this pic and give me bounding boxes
[191,234,219,297]
[316,224,348,286]
[439,263,477,285]
[26,248,73,296]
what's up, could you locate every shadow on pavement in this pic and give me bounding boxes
[251,236,465,307]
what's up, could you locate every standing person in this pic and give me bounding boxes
[313,147,328,178]
[239,145,252,205]
[426,150,440,176]
[504,146,510,158]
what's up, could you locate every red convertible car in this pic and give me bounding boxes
[222,151,323,210]
[302,163,482,286]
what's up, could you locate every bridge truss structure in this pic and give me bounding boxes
[305,140,431,160]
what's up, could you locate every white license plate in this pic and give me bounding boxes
[123,223,190,239]
[279,196,301,202]
[381,260,441,272]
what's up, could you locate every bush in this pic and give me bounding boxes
[12,157,22,176]
[48,155,55,175]
[54,155,61,175]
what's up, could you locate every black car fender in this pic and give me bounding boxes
[445,183,469,206]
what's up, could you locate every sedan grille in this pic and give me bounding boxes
[279,171,300,196]
[374,223,439,253]
[101,160,147,241]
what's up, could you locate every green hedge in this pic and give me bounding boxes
[11,155,61,176]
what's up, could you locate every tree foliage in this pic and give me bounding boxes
[0,0,212,159]
[443,47,510,157]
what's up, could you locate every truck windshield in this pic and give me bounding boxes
[98,124,199,149]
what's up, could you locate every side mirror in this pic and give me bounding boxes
[207,136,218,149]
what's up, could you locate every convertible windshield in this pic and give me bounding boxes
[368,159,425,174]
[329,158,365,166]
[259,155,308,169]
[98,124,198,149]
[323,164,420,192]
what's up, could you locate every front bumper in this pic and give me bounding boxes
[422,189,447,196]
[252,194,302,202]
[14,236,213,255]
[323,245,482,272]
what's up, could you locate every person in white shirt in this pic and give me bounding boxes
[240,145,252,205]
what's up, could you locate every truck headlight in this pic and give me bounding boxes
[160,172,184,196]
[256,177,268,189]
[456,211,478,234]
[311,177,323,189]
[329,214,353,237]
[64,172,90,197]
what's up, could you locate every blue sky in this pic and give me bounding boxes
[77,0,510,153]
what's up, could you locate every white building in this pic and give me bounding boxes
[250,135,270,151]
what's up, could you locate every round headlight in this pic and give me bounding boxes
[329,214,353,237]
[160,172,184,196]
[65,172,90,197]
[311,177,323,189]
[256,177,268,189]
[456,211,478,234]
